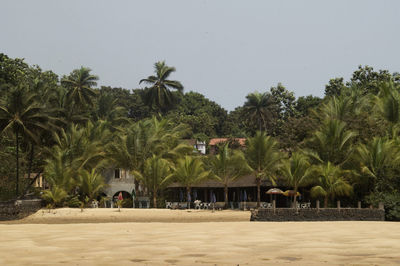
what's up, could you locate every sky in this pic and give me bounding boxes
[1,0,400,111]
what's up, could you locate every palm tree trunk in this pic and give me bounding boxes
[153,192,157,208]
[324,196,328,208]
[256,178,261,208]
[15,129,19,197]
[186,186,191,209]
[293,193,297,209]
[224,184,228,209]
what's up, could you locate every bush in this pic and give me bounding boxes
[366,191,400,221]
[122,198,133,208]
[67,196,82,208]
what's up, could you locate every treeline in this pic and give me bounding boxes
[0,53,399,220]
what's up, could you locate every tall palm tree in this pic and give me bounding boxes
[243,91,275,132]
[207,144,252,208]
[310,162,353,208]
[133,155,172,208]
[0,86,49,196]
[61,67,99,110]
[139,61,183,112]
[280,152,312,208]
[246,131,283,207]
[166,156,210,208]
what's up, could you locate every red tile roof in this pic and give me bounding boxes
[209,138,246,146]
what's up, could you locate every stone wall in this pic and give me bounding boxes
[251,208,385,221]
[0,199,43,221]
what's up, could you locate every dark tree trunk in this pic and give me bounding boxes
[256,177,261,208]
[324,196,328,208]
[224,184,229,209]
[15,129,19,197]
[27,144,34,180]
[21,172,42,199]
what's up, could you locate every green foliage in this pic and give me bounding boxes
[2,53,400,213]
[310,162,353,207]
[246,131,283,206]
[133,155,173,208]
[366,191,400,221]
[280,152,312,206]
[41,186,68,207]
[78,169,107,203]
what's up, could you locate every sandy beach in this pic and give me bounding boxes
[0,209,399,265]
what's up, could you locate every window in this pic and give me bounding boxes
[114,169,120,179]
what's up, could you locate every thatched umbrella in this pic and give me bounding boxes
[266,188,283,202]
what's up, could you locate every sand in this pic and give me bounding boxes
[0,209,399,265]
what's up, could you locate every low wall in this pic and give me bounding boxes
[251,208,385,221]
[0,199,43,221]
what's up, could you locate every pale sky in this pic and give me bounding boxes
[1,0,400,111]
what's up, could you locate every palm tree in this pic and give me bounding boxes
[207,144,252,208]
[92,92,128,131]
[374,81,400,137]
[78,169,107,204]
[109,116,192,202]
[243,91,275,132]
[61,67,99,109]
[0,86,49,196]
[139,61,183,112]
[44,147,76,193]
[356,137,400,192]
[246,131,283,207]
[310,162,353,208]
[133,155,172,208]
[41,186,68,208]
[307,119,357,166]
[166,156,210,208]
[280,152,312,208]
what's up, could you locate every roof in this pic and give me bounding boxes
[209,138,246,146]
[168,175,277,188]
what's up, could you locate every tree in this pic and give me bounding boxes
[167,156,210,208]
[243,91,276,132]
[348,65,395,95]
[109,116,192,202]
[246,131,283,207]
[325,77,346,97]
[306,119,357,166]
[207,144,251,207]
[280,152,312,208]
[78,169,107,204]
[0,86,49,196]
[61,67,99,110]
[41,186,68,208]
[355,137,400,193]
[133,155,172,208]
[310,162,353,207]
[374,81,400,137]
[140,61,183,113]
[295,95,322,117]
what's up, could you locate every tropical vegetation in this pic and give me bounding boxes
[1,53,400,220]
